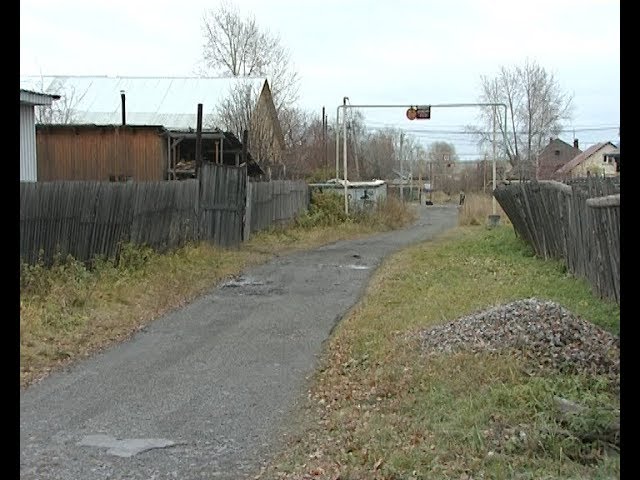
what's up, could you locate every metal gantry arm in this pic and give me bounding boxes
[335,102,508,215]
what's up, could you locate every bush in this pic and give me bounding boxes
[295,191,349,228]
[295,191,416,231]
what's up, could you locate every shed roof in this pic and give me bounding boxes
[20,89,60,106]
[19,75,267,130]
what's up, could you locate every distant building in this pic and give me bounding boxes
[20,89,59,182]
[556,142,619,179]
[536,138,582,180]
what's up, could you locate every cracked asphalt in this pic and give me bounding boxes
[20,204,458,479]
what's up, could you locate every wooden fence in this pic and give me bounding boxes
[199,163,246,247]
[245,180,309,238]
[493,177,620,304]
[20,163,309,266]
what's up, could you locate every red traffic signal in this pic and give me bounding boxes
[406,106,431,120]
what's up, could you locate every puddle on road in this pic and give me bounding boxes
[314,264,372,270]
[220,276,264,288]
[220,276,284,296]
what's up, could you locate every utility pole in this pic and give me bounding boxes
[492,106,497,215]
[430,161,433,203]
[483,153,487,193]
[324,113,328,174]
[352,117,360,180]
[195,103,203,177]
[322,106,326,174]
[418,166,422,204]
[399,131,404,202]
[343,97,349,215]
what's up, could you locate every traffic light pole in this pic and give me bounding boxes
[335,102,508,216]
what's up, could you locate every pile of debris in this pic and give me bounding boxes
[416,298,619,386]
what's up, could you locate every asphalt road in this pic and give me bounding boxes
[20,204,459,479]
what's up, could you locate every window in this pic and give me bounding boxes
[554,150,560,156]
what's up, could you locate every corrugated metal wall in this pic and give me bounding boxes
[20,105,37,182]
[36,127,167,182]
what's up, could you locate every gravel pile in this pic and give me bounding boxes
[416,298,619,383]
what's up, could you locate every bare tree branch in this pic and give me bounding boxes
[34,76,89,124]
[200,0,299,112]
[468,59,573,179]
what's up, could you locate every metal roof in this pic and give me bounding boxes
[20,89,60,106]
[19,75,267,130]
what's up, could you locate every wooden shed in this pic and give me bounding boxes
[36,124,263,182]
[22,75,282,178]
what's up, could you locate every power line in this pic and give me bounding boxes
[361,120,620,130]
[365,126,618,135]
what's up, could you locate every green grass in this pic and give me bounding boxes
[20,197,620,478]
[259,225,619,480]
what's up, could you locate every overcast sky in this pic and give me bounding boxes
[20,0,619,159]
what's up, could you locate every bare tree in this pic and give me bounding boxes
[279,107,320,178]
[399,134,426,180]
[359,129,396,180]
[427,141,459,194]
[34,77,88,124]
[427,141,459,165]
[210,79,281,168]
[469,59,573,179]
[200,0,299,112]
[346,109,367,180]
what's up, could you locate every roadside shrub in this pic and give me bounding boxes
[115,243,156,272]
[20,253,90,297]
[295,191,348,228]
[295,192,416,230]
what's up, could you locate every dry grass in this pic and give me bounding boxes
[20,196,417,389]
[259,226,619,479]
[20,244,270,388]
[458,192,512,227]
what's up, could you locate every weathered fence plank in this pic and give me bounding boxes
[247,180,309,235]
[20,164,309,266]
[494,178,620,304]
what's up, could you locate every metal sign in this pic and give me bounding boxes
[415,105,431,119]
[406,105,431,120]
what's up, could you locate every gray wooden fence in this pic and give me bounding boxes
[20,163,308,266]
[493,177,620,304]
[199,163,246,247]
[245,180,309,238]
[20,180,199,265]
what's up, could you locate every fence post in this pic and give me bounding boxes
[195,103,203,177]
